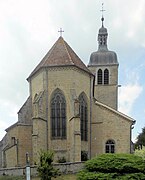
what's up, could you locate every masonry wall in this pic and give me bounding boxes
[30,66,92,163]
[91,102,132,157]
[3,125,32,168]
[89,65,118,110]
[0,162,84,176]
[47,67,91,162]
[17,125,32,166]
[0,142,3,167]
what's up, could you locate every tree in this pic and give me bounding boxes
[77,154,145,180]
[135,127,145,149]
[37,150,60,180]
[135,146,145,160]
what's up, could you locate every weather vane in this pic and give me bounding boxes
[100,3,105,26]
[58,28,64,37]
[100,3,105,17]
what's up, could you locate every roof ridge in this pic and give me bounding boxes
[41,38,61,66]
[62,38,74,65]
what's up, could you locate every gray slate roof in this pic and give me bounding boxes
[89,50,118,66]
[88,18,118,67]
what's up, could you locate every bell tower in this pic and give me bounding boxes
[88,6,119,110]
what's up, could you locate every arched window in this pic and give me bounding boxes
[79,93,88,141]
[105,140,115,153]
[98,69,103,84]
[104,69,109,84]
[51,89,66,139]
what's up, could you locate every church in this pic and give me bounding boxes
[0,16,135,168]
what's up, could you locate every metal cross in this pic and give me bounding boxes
[58,28,64,37]
[100,3,105,17]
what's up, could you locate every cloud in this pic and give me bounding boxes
[119,84,143,115]
[118,67,143,115]
[0,100,19,140]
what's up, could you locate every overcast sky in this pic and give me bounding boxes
[0,0,145,142]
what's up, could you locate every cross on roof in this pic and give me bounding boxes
[58,28,64,37]
[100,3,105,17]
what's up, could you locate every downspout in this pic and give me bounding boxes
[130,123,133,154]
[130,121,135,153]
[45,68,49,150]
[16,139,19,166]
[89,75,94,159]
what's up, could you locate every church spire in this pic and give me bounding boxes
[98,3,108,51]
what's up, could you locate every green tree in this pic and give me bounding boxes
[37,150,60,180]
[135,146,145,160]
[77,154,145,180]
[135,127,145,149]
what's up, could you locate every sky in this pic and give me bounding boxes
[0,0,145,142]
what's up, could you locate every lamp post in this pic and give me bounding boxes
[26,152,30,180]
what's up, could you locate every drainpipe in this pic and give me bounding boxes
[130,121,135,153]
[45,68,49,150]
[16,139,19,166]
[89,75,94,159]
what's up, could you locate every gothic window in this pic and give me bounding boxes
[105,140,115,153]
[51,89,66,139]
[98,69,103,84]
[104,69,109,84]
[79,93,88,141]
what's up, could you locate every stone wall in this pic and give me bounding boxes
[91,101,132,157]
[0,162,84,176]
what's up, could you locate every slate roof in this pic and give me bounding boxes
[28,36,92,79]
[88,17,118,67]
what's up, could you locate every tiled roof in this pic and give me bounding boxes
[28,36,92,79]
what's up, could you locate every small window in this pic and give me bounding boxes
[105,140,115,153]
[104,69,109,84]
[98,69,103,84]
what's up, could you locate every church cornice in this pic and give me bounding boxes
[88,63,119,68]
[27,65,94,82]
[5,122,32,132]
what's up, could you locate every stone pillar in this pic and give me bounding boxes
[69,99,81,162]
[32,117,47,164]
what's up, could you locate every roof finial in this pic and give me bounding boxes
[58,28,64,37]
[100,3,105,27]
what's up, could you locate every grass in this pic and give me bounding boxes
[0,174,77,180]
[0,176,24,180]
[33,174,77,180]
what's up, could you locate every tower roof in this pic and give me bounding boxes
[28,36,92,79]
[88,15,118,66]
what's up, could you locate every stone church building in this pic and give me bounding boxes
[0,17,135,168]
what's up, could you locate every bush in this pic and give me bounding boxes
[37,150,60,180]
[77,153,145,180]
[135,146,145,160]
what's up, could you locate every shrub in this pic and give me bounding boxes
[37,150,60,180]
[135,146,145,160]
[77,153,145,180]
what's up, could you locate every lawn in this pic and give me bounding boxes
[0,174,77,180]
